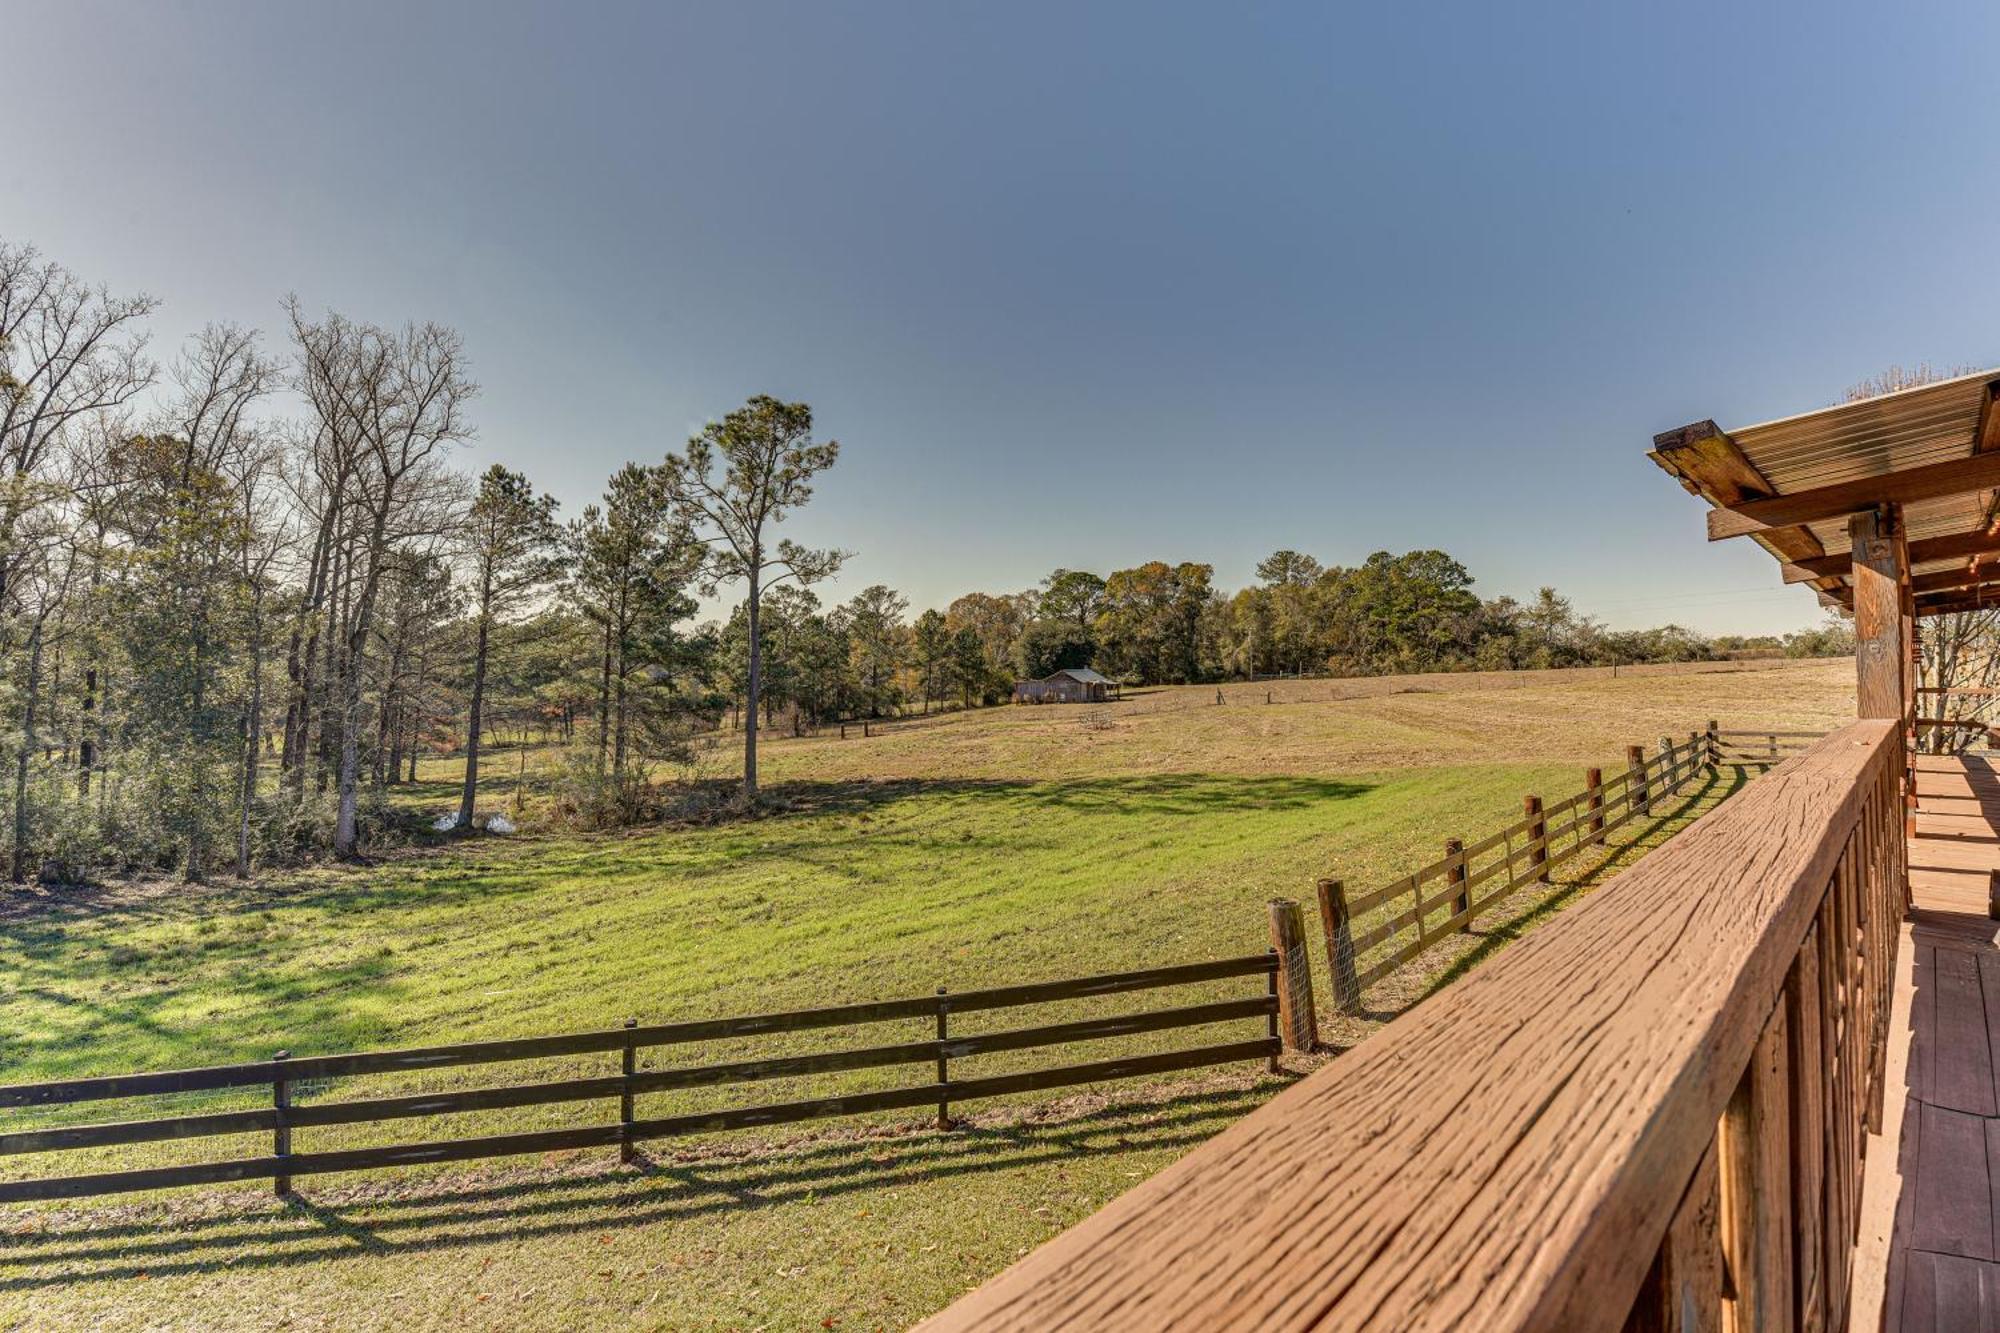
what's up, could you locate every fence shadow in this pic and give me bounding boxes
[0,1083,1271,1291]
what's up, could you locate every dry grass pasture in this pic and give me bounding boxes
[0,659,1852,1330]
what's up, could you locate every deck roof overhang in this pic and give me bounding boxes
[1651,366,2000,618]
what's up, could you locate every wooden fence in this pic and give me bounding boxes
[1316,722,1830,1005]
[0,955,1281,1204]
[921,719,1905,1330]
[1318,728,1707,1004]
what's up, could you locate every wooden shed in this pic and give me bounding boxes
[925,367,2000,1333]
[1012,668,1120,704]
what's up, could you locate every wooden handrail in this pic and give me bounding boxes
[922,720,1903,1331]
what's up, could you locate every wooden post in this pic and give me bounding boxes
[936,987,950,1130]
[1267,899,1317,1054]
[864,721,871,738]
[1585,768,1604,845]
[1988,870,1999,922]
[1445,837,1468,923]
[839,722,847,739]
[1658,735,1678,795]
[1316,878,1360,1014]
[272,1050,292,1198]
[1706,719,1719,768]
[1216,689,1223,706]
[1266,690,1273,705]
[1523,797,1546,882]
[1628,744,1650,816]
[620,1017,637,1164]
[1852,506,1911,725]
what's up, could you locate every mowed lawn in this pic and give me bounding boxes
[0,660,1853,1331]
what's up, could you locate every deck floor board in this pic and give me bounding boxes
[1873,755,2000,1332]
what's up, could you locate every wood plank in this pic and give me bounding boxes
[1929,948,1998,1116]
[919,723,1898,1333]
[1787,529,2000,583]
[1720,1004,1795,1330]
[1789,926,1829,1333]
[1649,420,1829,569]
[1911,1103,1996,1260]
[1708,452,2000,540]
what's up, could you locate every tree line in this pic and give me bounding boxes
[0,236,1851,883]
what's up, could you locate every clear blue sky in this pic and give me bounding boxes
[6,0,1996,635]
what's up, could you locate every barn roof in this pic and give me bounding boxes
[1049,668,1114,685]
[1650,366,2000,618]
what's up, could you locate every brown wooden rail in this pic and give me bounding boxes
[0,955,1279,1204]
[921,719,1903,1331]
[1323,727,1739,1002]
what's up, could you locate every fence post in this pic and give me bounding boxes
[1657,735,1677,796]
[1524,796,1546,882]
[935,987,951,1130]
[272,1050,292,1198]
[1216,689,1223,706]
[1767,730,1778,761]
[840,723,847,739]
[864,722,871,738]
[1316,878,1360,1014]
[1585,767,1604,845]
[1267,899,1317,1055]
[1989,870,2000,923]
[1628,743,1650,815]
[620,1017,637,1164]
[1445,837,1468,924]
[1706,719,1719,768]
[1266,690,1273,705]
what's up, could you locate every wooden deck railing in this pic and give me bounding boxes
[921,719,1905,1331]
[0,955,1279,1204]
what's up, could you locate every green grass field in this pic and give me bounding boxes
[0,660,1854,1330]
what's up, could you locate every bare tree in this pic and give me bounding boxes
[661,397,842,805]
[288,301,474,855]
[0,242,156,614]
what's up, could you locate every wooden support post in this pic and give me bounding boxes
[1659,735,1678,795]
[1852,506,1911,726]
[1706,719,1719,768]
[272,1050,292,1198]
[1316,878,1360,1014]
[1628,744,1650,816]
[1523,798,1546,882]
[1216,689,1223,706]
[936,987,951,1130]
[864,721,871,738]
[620,1017,637,1164]
[1267,899,1316,1055]
[839,722,847,739]
[1585,768,1604,845]
[1988,870,1999,923]
[1445,837,1468,922]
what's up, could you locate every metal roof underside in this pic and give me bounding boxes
[1651,366,2000,617]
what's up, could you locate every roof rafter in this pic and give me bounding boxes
[1707,450,2000,540]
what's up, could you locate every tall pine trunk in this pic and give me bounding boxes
[744,562,760,803]
[458,608,491,827]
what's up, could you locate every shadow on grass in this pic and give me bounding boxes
[1415,763,1751,1001]
[0,1083,1275,1289]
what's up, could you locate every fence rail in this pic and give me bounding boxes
[0,955,1280,1204]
